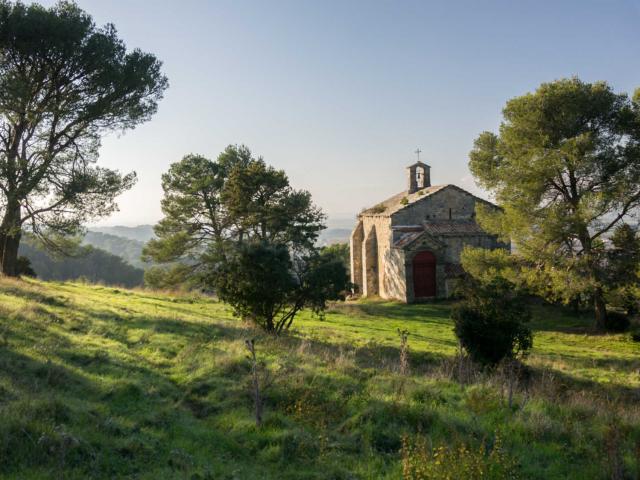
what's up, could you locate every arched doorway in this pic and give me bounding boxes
[413,251,436,298]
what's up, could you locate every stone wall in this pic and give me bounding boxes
[360,215,392,297]
[362,224,379,296]
[351,185,506,302]
[349,221,364,292]
[391,186,478,225]
[383,247,407,301]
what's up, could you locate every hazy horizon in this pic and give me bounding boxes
[33,0,640,227]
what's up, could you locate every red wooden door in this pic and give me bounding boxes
[413,251,436,297]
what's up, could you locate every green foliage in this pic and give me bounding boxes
[211,241,350,334]
[460,246,521,286]
[15,256,36,277]
[605,224,640,314]
[144,146,325,286]
[607,224,640,281]
[143,264,196,291]
[367,203,386,214]
[222,150,325,248]
[0,1,167,275]
[0,278,638,478]
[602,311,630,333]
[319,242,349,269]
[143,153,228,265]
[452,276,532,366]
[19,237,144,287]
[468,78,640,328]
[401,434,520,479]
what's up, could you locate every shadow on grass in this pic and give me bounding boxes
[525,361,640,404]
[0,282,70,307]
[0,345,102,400]
[334,299,452,322]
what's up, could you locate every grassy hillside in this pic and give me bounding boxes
[0,278,638,479]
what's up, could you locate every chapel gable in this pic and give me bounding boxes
[350,159,506,303]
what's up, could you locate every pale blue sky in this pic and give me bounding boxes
[36,0,640,227]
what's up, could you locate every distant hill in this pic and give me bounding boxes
[90,224,155,242]
[19,239,144,287]
[317,228,350,246]
[86,224,351,259]
[83,231,147,269]
[326,216,356,230]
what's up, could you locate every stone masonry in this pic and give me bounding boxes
[350,161,506,302]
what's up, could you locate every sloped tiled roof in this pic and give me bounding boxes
[392,221,486,250]
[393,231,425,249]
[360,185,448,216]
[423,221,486,236]
[359,184,497,217]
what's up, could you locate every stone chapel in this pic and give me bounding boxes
[350,161,506,302]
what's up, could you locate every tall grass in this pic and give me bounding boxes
[0,278,637,478]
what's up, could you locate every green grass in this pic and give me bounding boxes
[0,278,638,479]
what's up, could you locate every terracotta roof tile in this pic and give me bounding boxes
[423,221,486,236]
[393,231,425,248]
[360,185,448,216]
[359,184,498,217]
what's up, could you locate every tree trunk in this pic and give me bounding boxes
[594,288,607,331]
[0,200,22,277]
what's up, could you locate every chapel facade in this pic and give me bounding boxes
[350,161,506,302]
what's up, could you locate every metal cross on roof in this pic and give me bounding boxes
[414,148,422,162]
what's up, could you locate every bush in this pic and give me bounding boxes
[629,326,640,342]
[16,256,36,277]
[211,241,350,334]
[451,276,532,366]
[603,311,630,333]
[401,434,520,479]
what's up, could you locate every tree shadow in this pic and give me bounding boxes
[336,300,452,322]
[0,282,70,307]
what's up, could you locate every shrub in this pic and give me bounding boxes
[451,276,532,366]
[603,311,630,333]
[16,256,36,277]
[401,434,520,479]
[367,203,386,214]
[211,241,350,334]
[629,325,640,342]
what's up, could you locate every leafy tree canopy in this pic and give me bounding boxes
[144,145,349,331]
[467,78,640,328]
[210,241,350,334]
[0,1,168,275]
[143,145,326,281]
[319,242,349,269]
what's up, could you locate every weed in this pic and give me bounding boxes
[0,278,638,478]
[401,433,520,479]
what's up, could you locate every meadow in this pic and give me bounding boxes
[0,277,638,479]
